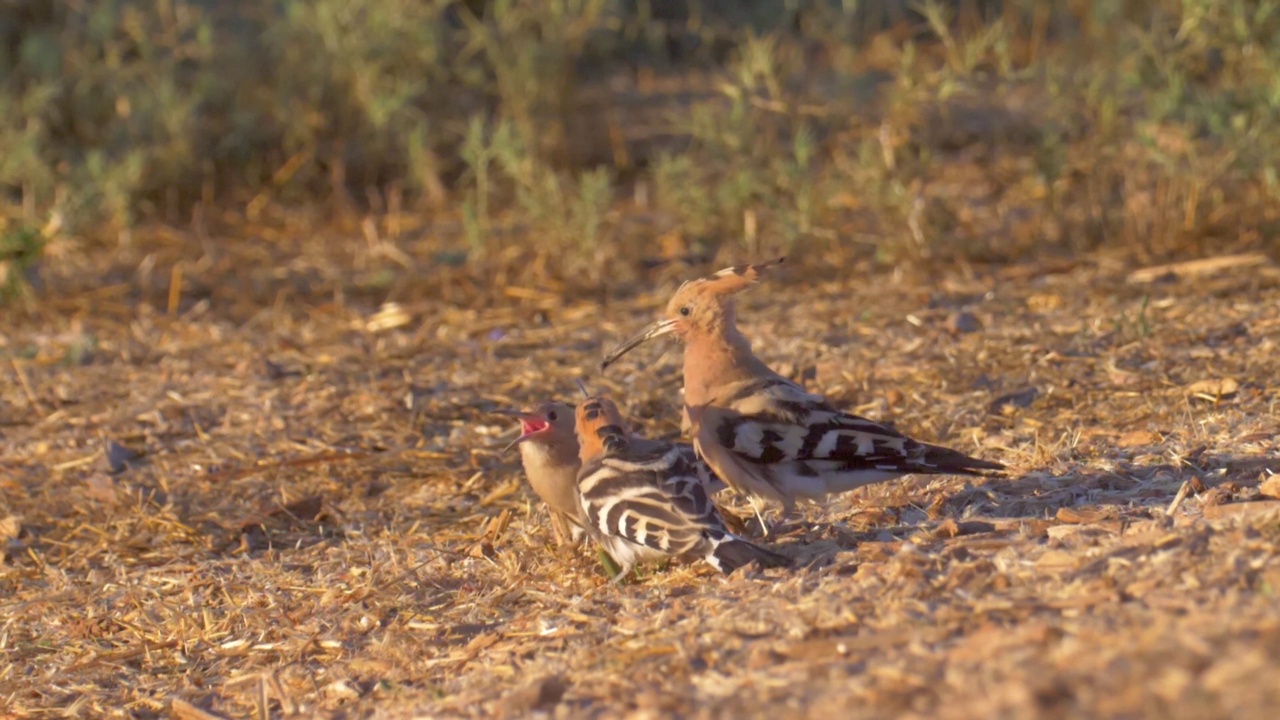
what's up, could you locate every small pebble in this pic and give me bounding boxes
[950,311,982,333]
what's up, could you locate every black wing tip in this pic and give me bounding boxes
[712,539,791,574]
[956,457,1007,473]
[934,453,1007,476]
[915,442,1007,476]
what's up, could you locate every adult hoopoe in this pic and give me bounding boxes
[600,257,1005,534]
[572,394,789,583]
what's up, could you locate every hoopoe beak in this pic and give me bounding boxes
[600,319,677,370]
[491,410,552,452]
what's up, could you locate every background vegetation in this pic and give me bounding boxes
[3,0,1280,298]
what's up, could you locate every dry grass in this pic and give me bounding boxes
[2,229,1279,718]
[6,2,1280,717]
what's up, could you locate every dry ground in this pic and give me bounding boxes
[2,237,1280,719]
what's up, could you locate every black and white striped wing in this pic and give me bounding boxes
[577,446,723,558]
[711,377,1004,490]
[677,444,727,494]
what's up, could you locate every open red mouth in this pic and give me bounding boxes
[519,417,549,436]
[494,409,553,452]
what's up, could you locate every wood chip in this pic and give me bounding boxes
[105,439,142,474]
[1036,550,1081,569]
[169,698,229,720]
[1258,475,1280,501]
[932,519,997,538]
[84,473,122,506]
[1127,253,1270,283]
[366,301,411,332]
[1201,501,1280,522]
[1056,507,1110,524]
[1117,430,1160,448]
[1047,522,1122,541]
[0,515,19,543]
[989,387,1038,413]
[1166,479,1195,516]
[1185,378,1239,400]
[949,311,982,334]
[779,629,932,660]
[497,675,568,717]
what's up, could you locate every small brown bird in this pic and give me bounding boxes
[572,393,789,583]
[496,401,730,548]
[494,401,585,547]
[600,257,1006,534]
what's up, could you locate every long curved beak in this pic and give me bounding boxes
[601,319,677,370]
[491,409,550,452]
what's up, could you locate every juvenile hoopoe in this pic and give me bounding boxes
[573,394,790,583]
[494,402,586,547]
[600,257,1006,534]
[495,401,729,547]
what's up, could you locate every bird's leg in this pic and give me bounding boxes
[550,511,574,548]
[773,504,797,536]
[746,495,771,539]
[608,559,635,585]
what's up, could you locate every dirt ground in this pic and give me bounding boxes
[2,236,1279,719]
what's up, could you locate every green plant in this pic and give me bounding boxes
[0,225,44,302]
[2,0,1280,278]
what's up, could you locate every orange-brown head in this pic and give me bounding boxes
[574,395,630,463]
[600,257,784,369]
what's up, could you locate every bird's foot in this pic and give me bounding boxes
[747,497,772,539]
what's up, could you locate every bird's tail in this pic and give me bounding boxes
[921,443,1006,476]
[706,535,791,574]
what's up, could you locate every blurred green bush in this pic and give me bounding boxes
[2,0,1279,273]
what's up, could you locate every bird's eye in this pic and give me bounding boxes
[546,410,558,421]
[679,306,691,317]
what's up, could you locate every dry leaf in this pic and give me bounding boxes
[1106,365,1142,387]
[989,387,1038,413]
[1036,549,1079,569]
[1259,475,1280,501]
[932,519,996,538]
[366,302,410,333]
[279,495,324,521]
[949,311,982,333]
[1116,430,1160,448]
[1127,253,1269,283]
[1185,378,1239,400]
[0,515,20,542]
[497,675,568,718]
[1026,293,1064,313]
[322,680,360,702]
[1202,501,1280,521]
[1047,522,1121,541]
[104,439,144,474]
[1237,431,1276,443]
[84,474,121,506]
[1056,507,1109,524]
[169,697,229,720]
[236,495,324,531]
